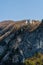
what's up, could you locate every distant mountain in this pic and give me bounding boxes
[0,20,43,65]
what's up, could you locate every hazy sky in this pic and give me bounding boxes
[0,0,43,21]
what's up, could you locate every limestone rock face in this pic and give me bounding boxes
[0,20,43,65]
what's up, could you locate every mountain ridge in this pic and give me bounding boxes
[0,20,43,65]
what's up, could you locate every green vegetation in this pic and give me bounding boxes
[24,53,43,65]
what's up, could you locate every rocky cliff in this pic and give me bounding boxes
[0,20,43,65]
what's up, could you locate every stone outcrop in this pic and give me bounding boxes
[0,20,43,65]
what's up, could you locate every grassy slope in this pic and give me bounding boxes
[0,20,41,41]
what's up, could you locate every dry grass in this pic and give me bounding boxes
[0,20,41,42]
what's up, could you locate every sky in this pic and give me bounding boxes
[0,0,43,21]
